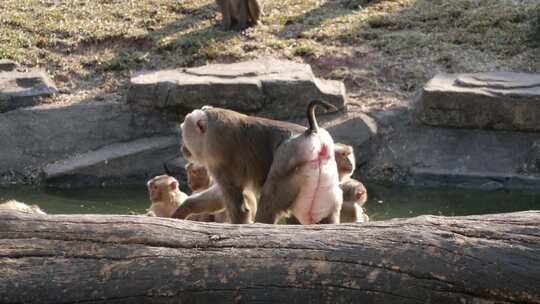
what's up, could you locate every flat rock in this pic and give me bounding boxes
[43,136,180,186]
[0,101,179,184]
[362,107,540,190]
[321,111,379,167]
[0,59,18,72]
[128,58,347,119]
[0,70,57,112]
[416,72,540,132]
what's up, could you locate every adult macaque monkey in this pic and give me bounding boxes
[0,200,46,215]
[172,100,341,224]
[216,0,262,30]
[146,175,188,217]
[255,101,343,224]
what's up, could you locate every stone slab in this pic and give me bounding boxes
[43,136,180,186]
[0,70,57,112]
[321,111,379,167]
[362,107,540,191]
[0,101,179,183]
[0,59,18,72]
[416,72,540,132]
[128,58,347,119]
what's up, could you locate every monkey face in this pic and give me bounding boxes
[147,179,162,202]
[186,164,211,192]
[341,179,367,205]
[147,175,179,202]
[180,109,208,163]
[334,143,355,178]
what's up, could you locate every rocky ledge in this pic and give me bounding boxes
[0,60,57,113]
[416,72,540,132]
[127,58,347,120]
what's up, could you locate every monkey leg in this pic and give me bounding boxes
[256,180,296,224]
[221,0,233,29]
[256,151,301,224]
[319,208,341,224]
[284,216,301,225]
[220,185,251,224]
[242,191,258,223]
[254,203,282,224]
[247,0,262,25]
[171,185,224,219]
[235,0,249,29]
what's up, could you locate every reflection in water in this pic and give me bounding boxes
[365,183,540,221]
[0,183,538,220]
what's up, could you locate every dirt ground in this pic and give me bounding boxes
[1,0,539,112]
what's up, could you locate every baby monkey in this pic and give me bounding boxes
[340,178,369,223]
[334,143,369,223]
[146,175,188,217]
[184,162,227,223]
[0,200,46,215]
[186,162,213,192]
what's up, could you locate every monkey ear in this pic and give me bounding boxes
[169,180,178,190]
[196,120,206,134]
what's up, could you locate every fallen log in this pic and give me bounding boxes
[0,211,539,304]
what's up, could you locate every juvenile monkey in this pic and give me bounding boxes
[186,162,213,193]
[184,162,228,223]
[0,200,46,215]
[334,143,369,223]
[335,143,356,181]
[172,100,340,224]
[340,178,369,223]
[216,0,262,30]
[146,175,188,217]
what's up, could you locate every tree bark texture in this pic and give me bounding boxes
[0,210,539,303]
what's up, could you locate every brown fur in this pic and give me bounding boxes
[285,143,370,224]
[146,175,188,218]
[255,100,342,224]
[0,200,46,215]
[335,143,356,182]
[173,101,341,224]
[334,144,369,223]
[340,178,369,223]
[216,0,262,30]
[186,162,213,193]
[184,162,228,223]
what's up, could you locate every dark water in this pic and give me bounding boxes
[0,183,538,220]
[0,185,149,215]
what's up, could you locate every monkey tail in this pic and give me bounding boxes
[307,100,337,133]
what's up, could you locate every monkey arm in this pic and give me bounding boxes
[171,185,225,219]
[340,201,359,223]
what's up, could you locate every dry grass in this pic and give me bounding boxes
[1,0,538,108]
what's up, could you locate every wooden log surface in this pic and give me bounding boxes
[0,210,539,304]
